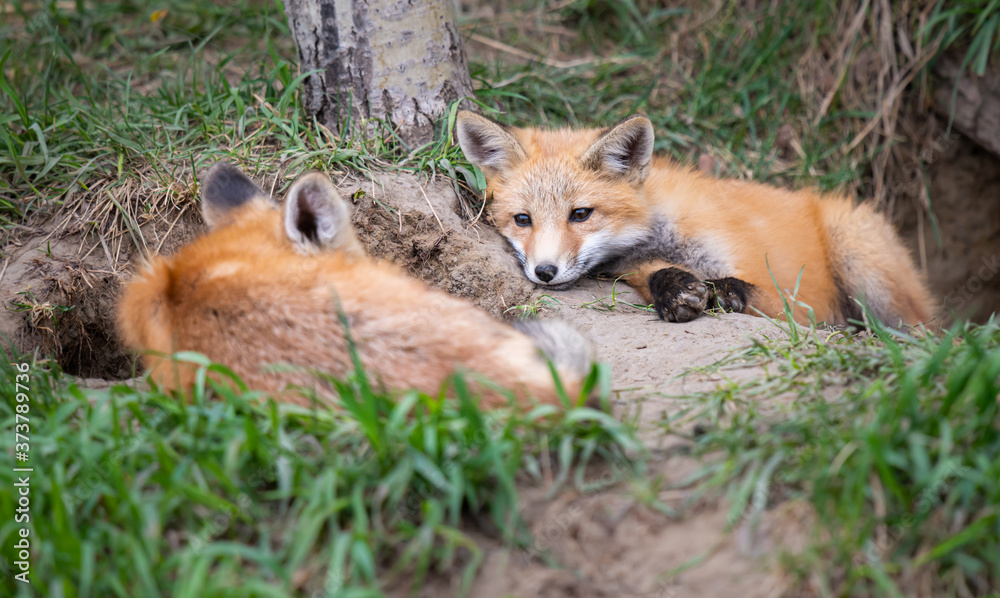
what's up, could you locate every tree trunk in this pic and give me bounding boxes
[284,0,475,147]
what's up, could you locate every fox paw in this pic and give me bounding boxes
[707,277,753,313]
[649,267,708,322]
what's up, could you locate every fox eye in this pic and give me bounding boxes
[569,208,593,222]
[513,213,532,227]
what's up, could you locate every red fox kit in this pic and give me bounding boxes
[456,111,934,327]
[117,163,594,407]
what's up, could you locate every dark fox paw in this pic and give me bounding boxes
[649,267,708,322]
[707,277,753,313]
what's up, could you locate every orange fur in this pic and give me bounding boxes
[456,111,935,327]
[118,168,589,407]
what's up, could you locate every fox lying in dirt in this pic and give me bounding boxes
[117,163,594,408]
[456,111,934,327]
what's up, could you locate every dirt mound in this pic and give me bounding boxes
[395,451,813,598]
[466,482,811,598]
[528,281,785,448]
[0,245,130,378]
[347,173,533,317]
[0,204,205,378]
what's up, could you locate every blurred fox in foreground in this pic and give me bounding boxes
[456,111,935,328]
[117,163,594,407]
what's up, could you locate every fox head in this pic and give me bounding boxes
[197,161,365,257]
[456,111,655,288]
[117,163,365,391]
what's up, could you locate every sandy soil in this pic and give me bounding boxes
[537,281,782,423]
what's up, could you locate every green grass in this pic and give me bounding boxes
[0,0,478,235]
[2,0,998,232]
[665,315,1000,596]
[0,348,638,597]
[926,0,1000,77]
[1,1,284,222]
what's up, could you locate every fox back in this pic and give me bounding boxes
[117,164,594,407]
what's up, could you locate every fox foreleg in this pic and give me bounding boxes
[620,261,754,323]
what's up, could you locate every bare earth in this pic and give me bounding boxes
[1,171,806,597]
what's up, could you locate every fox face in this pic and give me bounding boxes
[456,112,656,288]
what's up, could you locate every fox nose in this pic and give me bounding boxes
[534,264,558,283]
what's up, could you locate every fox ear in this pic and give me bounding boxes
[455,110,526,177]
[283,172,363,254]
[200,162,268,228]
[580,115,655,185]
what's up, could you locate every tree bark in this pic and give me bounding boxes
[932,54,1000,160]
[284,0,475,147]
